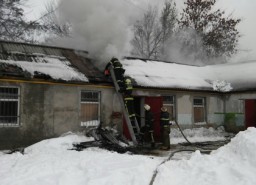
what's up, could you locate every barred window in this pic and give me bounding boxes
[163,95,175,121]
[80,91,100,127]
[193,97,206,123]
[0,87,20,126]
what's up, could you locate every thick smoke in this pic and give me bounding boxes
[52,0,142,65]
[48,0,255,67]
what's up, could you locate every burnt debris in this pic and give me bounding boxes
[72,123,136,154]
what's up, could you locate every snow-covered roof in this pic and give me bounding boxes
[121,58,256,92]
[207,61,256,91]
[0,57,88,82]
[0,41,106,83]
[1,41,255,91]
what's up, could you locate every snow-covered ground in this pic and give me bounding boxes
[170,126,232,144]
[0,127,256,185]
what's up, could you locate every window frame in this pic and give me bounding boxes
[80,90,101,127]
[162,95,176,121]
[193,97,206,124]
[0,86,20,127]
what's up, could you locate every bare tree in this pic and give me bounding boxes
[131,2,178,60]
[131,6,162,59]
[0,0,45,43]
[40,0,71,38]
[160,0,177,57]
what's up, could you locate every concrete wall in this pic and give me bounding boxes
[223,92,256,132]
[133,89,225,129]
[0,81,116,150]
[2,80,253,149]
[176,92,225,128]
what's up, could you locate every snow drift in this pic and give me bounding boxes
[0,128,256,185]
[155,127,256,185]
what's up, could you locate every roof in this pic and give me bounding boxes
[120,58,256,92]
[0,41,106,83]
[1,41,255,92]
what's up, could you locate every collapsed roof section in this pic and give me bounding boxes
[0,41,106,83]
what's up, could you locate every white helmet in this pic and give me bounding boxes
[144,104,150,111]
[161,107,167,112]
[125,78,131,83]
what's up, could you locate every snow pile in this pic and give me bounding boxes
[170,127,230,144]
[24,132,93,154]
[212,80,233,92]
[1,128,256,185]
[0,56,88,82]
[0,132,160,185]
[155,127,256,185]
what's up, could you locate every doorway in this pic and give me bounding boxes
[145,96,163,141]
[245,100,256,128]
[122,96,164,141]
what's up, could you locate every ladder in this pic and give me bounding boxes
[109,66,140,145]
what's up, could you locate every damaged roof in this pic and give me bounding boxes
[120,58,256,92]
[0,41,106,83]
[2,41,255,92]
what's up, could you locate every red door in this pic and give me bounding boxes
[245,100,256,128]
[145,97,163,141]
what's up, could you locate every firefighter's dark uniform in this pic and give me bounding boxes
[104,58,125,90]
[141,108,155,147]
[160,109,170,149]
[121,77,133,96]
[123,77,136,132]
[124,96,136,131]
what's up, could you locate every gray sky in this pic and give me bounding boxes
[25,0,256,63]
[214,0,256,62]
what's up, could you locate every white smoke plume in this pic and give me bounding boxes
[51,0,143,65]
[45,0,255,67]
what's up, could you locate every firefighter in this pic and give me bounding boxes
[160,107,171,150]
[140,104,155,148]
[120,76,133,95]
[104,57,125,90]
[123,76,135,122]
[124,95,136,132]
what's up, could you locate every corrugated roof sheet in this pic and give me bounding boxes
[0,41,107,83]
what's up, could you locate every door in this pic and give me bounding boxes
[145,97,163,141]
[245,100,256,128]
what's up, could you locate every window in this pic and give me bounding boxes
[0,87,20,126]
[193,97,206,123]
[80,91,100,127]
[163,95,175,121]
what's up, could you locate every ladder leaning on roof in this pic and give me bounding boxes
[109,66,140,146]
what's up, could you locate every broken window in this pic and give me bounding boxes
[193,97,206,123]
[0,86,20,126]
[80,91,100,127]
[163,95,176,121]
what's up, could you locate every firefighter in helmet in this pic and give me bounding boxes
[120,76,133,95]
[104,57,125,90]
[122,76,136,132]
[140,104,155,148]
[160,107,171,150]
